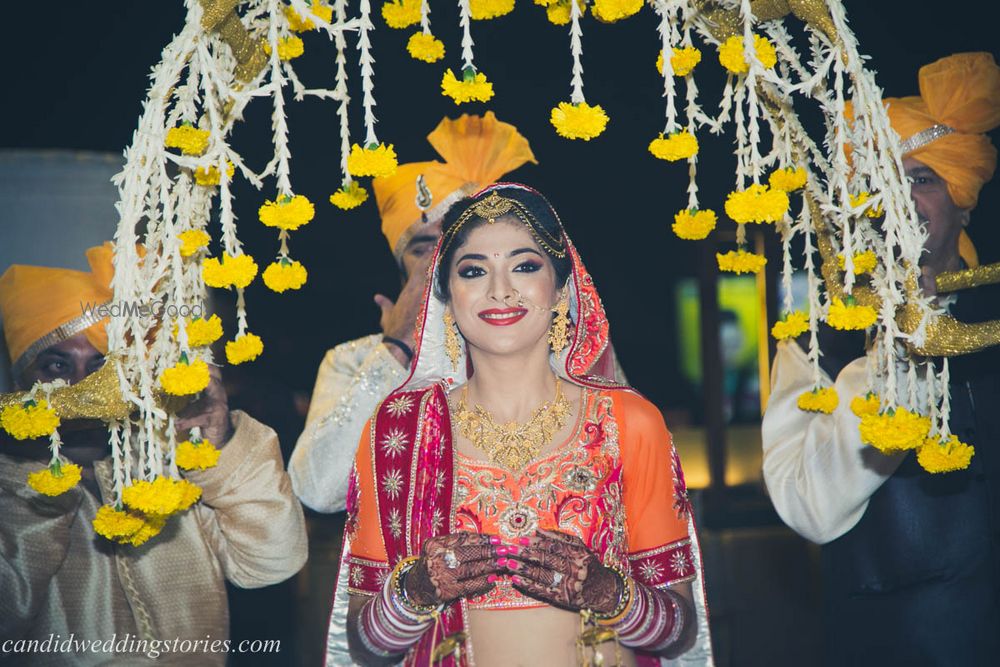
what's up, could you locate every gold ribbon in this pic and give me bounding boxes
[0,357,130,421]
[198,0,267,83]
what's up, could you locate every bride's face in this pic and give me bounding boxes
[446,219,560,359]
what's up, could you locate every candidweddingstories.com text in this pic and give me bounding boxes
[2,634,280,660]
[80,298,206,321]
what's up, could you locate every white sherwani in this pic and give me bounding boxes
[761,340,906,544]
[289,334,407,513]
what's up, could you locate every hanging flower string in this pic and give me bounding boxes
[329,0,370,208]
[550,0,607,140]
[352,0,400,175]
[407,0,445,63]
[441,0,495,104]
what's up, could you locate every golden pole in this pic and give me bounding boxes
[755,230,771,414]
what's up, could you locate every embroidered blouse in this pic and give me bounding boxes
[347,388,695,606]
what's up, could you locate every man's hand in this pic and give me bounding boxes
[375,260,431,367]
[175,365,233,447]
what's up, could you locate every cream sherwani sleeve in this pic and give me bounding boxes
[186,410,308,588]
[288,334,407,513]
[761,341,906,545]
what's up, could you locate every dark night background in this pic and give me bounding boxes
[2,1,997,414]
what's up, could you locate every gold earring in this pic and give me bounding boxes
[443,310,462,370]
[549,290,570,355]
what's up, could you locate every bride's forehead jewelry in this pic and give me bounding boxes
[440,191,567,261]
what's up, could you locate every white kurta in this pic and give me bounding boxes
[761,341,906,545]
[289,334,407,513]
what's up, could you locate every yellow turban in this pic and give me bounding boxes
[0,243,114,376]
[373,112,537,257]
[885,52,1000,211]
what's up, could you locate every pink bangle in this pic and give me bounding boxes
[357,559,438,656]
[609,582,685,651]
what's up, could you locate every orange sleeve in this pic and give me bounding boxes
[615,391,689,552]
[349,419,388,563]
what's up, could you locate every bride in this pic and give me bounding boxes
[338,184,708,666]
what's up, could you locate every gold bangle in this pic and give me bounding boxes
[594,565,635,625]
[391,556,441,618]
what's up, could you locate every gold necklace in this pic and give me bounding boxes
[452,379,572,472]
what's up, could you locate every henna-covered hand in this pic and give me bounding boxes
[404,532,503,607]
[506,528,622,614]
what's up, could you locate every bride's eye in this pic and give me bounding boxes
[513,261,542,273]
[457,265,486,279]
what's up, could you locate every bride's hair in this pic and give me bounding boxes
[436,184,572,300]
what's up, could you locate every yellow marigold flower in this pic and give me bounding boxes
[672,208,717,240]
[657,47,702,77]
[717,249,767,274]
[174,314,223,347]
[285,1,333,31]
[724,184,789,224]
[27,462,81,497]
[263,35,305,61]
[917,434,975,473]
[848,191,884,218]
[329,182,369,210]
[471,0,515,20]
[718,34,777,75]
[1,399,60,440]
[827,297,878,330]
[202,253,258,289]
[850,392,881,418]
[859,408,931,453]
[797,387,839,414]
[176,438,221,471]
[92,505,146,540]
[648,131,698,161]
[160,358,210,396]
[592,0,643,23]
[550,101,609,141]
[768,166,807,192]
[165,124,210,156]
[123,476,201,516]
[771,311,809,340]
[382,0,421,29]
[193,161,234,187]
[259,194,315,231]
[226,333,265,365]
[837,250,878,275]
[545,0,584,25]
[263,259,309,293]
[178,229,211,257]
[124,514,167,547]
[177,480,202,511]
[347,143,399,178]
[441,69,495,105]
[406,32,445,63]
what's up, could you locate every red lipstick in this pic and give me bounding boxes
[478,307,528,326]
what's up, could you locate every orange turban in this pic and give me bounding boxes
[886,52,1000,211]
[0,243,114,376]
[373,112,537,257]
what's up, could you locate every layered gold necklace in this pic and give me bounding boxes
[452,379,572,472]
